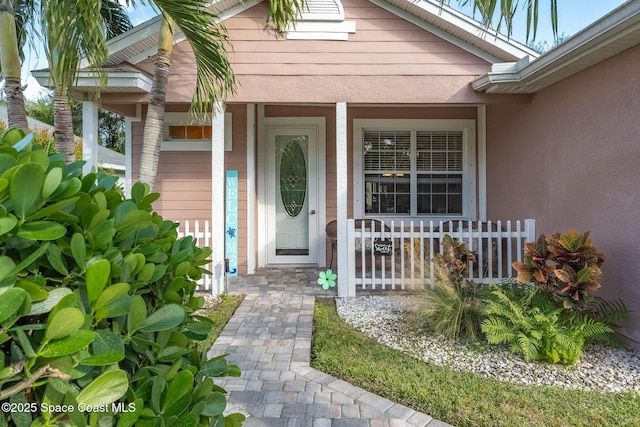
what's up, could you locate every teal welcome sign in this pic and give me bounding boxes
[225,170,238,276]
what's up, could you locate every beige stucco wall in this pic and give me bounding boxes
[486,44,640,348]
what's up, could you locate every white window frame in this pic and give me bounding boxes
[161,112,232,151]
[353,119,476,223]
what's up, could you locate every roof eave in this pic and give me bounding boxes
[374,0,539,63]
[32,70,153,94]
[472,0,640,94]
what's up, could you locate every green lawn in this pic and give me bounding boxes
[197,294,245,352]
[311,302,640,427]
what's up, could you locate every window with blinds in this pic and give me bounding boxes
[363,129,464,216]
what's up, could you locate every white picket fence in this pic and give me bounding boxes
[176,220,213,291]
[346,218,536,293]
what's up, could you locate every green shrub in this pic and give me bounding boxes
[0,130,244,426]
[512,230,629,329]
[481,284,612,365]
[420,235,485,342]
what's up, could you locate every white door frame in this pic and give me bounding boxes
[258,117,326,267]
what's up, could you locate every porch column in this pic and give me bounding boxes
[335,102,352,297]
[246,104,256,274]
[123,104,141,196]
[82,100,99,175]
[211,102,225,294]
[478,105,487,221]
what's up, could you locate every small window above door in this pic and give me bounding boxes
[161,112,232,151]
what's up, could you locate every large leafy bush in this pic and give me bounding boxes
[0,129,243,426]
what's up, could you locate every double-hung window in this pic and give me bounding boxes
[354,119,476,221]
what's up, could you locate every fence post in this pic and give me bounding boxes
[524,218,536,242]
[342,219,356,298]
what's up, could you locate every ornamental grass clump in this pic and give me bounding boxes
[420,235,486,342]
[0,129,244,426]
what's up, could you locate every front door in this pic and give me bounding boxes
[266,126,320,265]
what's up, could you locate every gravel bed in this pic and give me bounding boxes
[336,296,640,393]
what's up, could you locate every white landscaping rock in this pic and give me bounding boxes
[335,296,640,393]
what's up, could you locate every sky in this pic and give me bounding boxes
[20,0,630,100]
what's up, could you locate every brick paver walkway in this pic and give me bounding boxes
[207,268,452,427]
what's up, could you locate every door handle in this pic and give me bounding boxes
[309,210,316,215]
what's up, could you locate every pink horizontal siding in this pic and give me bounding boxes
[148,0,502,104]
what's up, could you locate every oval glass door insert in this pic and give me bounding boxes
[280,138,307,217]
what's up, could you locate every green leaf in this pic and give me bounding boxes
[139,304,185,333]
[163,370,194,412]
[116,210,153,232]
[224,413,246,426]
[94,283,131,321]
[130,182,149,204]
[10,163,45,219]
[0,287,29,323]
[46,307,86,340]
[40,330,95,358]
[202,355,239,378]
[151,376,166,413]
[71,232,87,270]
[86,259,111,305]
[15,279,48,302]
[24,197,79,222]
[127,295,147,333]
[75,370,129,408]
[16,221,67,241]
[42,167,63,200]
[115,398,144,427]
[0,255,17,287]
[46,244,69,276]
[49,176,82,200]
[0,178,8,200]
[81,329,125,366]
[0,153,17,175]
[29,288,73,315]
[576,267,593,284]
[0,216,17,236]
[9,392,32,427]
[200,392,227,417]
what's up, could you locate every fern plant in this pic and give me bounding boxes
[481,285,612,365]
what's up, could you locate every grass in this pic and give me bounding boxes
[196,294,245,352]
[311,301,640,427]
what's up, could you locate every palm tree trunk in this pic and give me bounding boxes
[53,89,76,163]
[138,17,174,190]
[0,2,29,132]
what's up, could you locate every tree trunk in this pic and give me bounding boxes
[0,3,29,132]
[53,89,76,163]
[138,18,174,190]
[3,78,29,132]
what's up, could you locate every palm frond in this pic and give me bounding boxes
[101,0,133,39]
